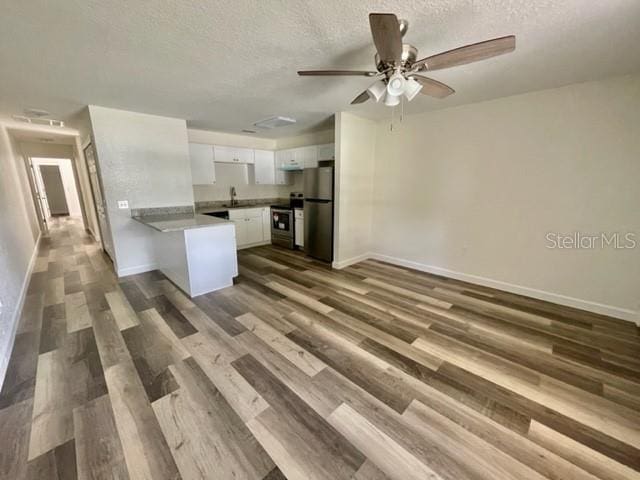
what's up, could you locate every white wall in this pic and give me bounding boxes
[367,73,640,322]
[275,129,334,150]
[333,112,376,268]
[89,106,194,276]
[32,158,82,217]
[0,124,40,387]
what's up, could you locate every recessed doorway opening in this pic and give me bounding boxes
[30,157,84,230]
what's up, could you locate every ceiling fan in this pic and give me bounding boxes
[297,13,516,107]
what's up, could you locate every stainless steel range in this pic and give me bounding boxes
[270,204,293,249]
[270,193,303,249]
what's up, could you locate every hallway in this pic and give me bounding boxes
[1,218,640,479]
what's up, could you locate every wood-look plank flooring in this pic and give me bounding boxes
[1,216,640,479]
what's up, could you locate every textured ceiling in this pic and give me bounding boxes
[1,0,639,138]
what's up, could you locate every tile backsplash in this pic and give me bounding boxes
[193,171,303,202]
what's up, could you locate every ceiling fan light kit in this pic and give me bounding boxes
[403,77,423,101]
[386,72,406,96]
[366,79,387,102]
[297,13,516,108]
[384,93,401,107]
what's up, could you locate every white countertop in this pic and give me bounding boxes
[132,213,231,232]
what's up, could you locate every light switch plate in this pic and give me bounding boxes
[117,200,129,209]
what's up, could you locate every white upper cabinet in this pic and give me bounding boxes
[274,150,293,185]
[214,145,255,164]
[275,145,320,170]
[277,148,301,169]
[297,145,318,169]
[253,149,275,185]
[189,143,215,184]
[317,143,335,161]
[190,141,332,186]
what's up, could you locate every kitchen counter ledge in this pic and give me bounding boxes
[132,213,231,233]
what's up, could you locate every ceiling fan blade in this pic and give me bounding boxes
[351,91,370,105]
[414,35,516,71]
[298,70,377,76]
[369,13,403,65]
[411,75,455,98]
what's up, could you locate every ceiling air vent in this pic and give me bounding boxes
[23,108,50,118]
[241,129,257,134]
[253,116,296,129]
[12,115,64,127]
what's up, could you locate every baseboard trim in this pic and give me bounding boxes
[237,240,271,250]
[0,232,42,389]
[117,263,158,278]
[344,251,638,325]
[332,252,372,270]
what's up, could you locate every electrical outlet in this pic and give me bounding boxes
[117,200,129,209]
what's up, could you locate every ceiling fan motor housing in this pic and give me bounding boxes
[375,44,418,73]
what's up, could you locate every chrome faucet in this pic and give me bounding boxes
[230,186,237,207]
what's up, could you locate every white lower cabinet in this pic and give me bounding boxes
[262,207,271,241]
[245,211,264,245]
[229,216,247,246]
[294,208,304,247]
[230,207,272,249]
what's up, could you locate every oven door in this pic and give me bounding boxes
[271,209,292,235]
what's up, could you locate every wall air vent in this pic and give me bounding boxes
[253,116,296,129]
[12,115,64,127]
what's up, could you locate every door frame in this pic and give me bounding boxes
[83,141,111,257]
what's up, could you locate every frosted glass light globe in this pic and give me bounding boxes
[386,73,406,97]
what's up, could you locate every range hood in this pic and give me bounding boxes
[279,165,303,171]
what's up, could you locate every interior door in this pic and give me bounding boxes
[84,143,114,259]
[28,161,49,234]
[39,165,69,215]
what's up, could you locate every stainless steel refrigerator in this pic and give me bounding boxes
[303,166,333,262]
